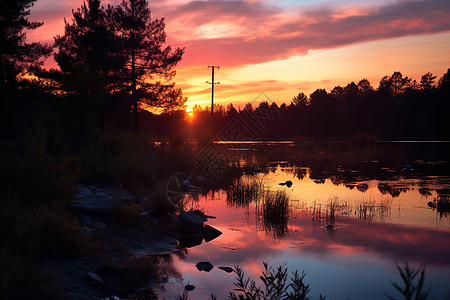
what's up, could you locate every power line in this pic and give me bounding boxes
[207,66,220,119]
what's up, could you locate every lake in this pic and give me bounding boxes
[157,141,450,299]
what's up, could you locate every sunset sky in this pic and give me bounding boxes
[28,0,450,109]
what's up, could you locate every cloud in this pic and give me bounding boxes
[165,0,450,66]
[29,0,450,67]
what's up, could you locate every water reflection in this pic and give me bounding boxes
[159,151,450,299]
[226,177,291,238]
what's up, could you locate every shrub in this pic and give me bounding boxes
[0,129,81,206]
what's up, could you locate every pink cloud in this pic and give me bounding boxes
[28,0,450,68]
[164,0,450,67]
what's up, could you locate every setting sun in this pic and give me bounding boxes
[186,107,195,120]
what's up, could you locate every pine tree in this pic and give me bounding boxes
[0,0,51,83]
[53,0,125,95]
[0,0,52,138]
[108,0,185,132]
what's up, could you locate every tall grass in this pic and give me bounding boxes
[311,197,392,224]
[226,177,292,238]
[262,190,290,238]
[226,177,264,207]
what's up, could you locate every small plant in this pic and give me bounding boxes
[228,262,315,300]
[386,262,430,300]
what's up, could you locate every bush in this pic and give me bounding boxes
[0,194,86,259]
[0,129,81,206]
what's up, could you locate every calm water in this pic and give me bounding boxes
[157,143,450,299]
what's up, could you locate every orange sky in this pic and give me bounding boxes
[28,0,450,109]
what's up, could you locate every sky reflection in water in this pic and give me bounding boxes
[158,167,450,299]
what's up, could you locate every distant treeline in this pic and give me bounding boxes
[159,70,450,140]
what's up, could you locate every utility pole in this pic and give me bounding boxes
[207,66,220,119]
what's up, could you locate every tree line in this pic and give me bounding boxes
[184,70,450,140]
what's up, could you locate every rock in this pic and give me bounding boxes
[87,272,103,285]
[195,261,214,272]
[81,226,94,236]
[325,225,335,230]
[79,214,93,226]
[179,235,203,248]
[179,211,205,236]
[218,266,234,273]
[203,225,222,243]
[72,187,116,216]
[427,201,434,208]
[138,211,150,217]
[185,284,196,291]
[279,180,293,187]
[94,222,107,230]
[402,164,413,171]
[191,210,208,222]
[167,213,179,225]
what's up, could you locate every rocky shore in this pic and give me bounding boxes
[42,184,221,299]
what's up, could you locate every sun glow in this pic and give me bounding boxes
[186,107,195,120]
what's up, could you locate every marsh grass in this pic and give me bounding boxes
[311,197,392,224]
[357,197,392,222]
[226,177,264,207]
[262,190,290,238]
[226,177,292,238]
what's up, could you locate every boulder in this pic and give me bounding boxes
[195,261,214,272]
[218,266,234,273]
[87,272,103,285]
[179,235,203,248]
[94,222,107,230]
[185,284,196,291]
[203,225,222,243]
[81,226,94,236]
[178,211,205,236]
[72,187,116,216]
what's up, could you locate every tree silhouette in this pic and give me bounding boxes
[292,92,309,107]
[438,69,450,90]
[53,0,125,95]
[330,86,344,101]
[108,0,185,132]
[343,82,359,100]
[0,0,51,83]
[0,0,52,138]
[357,79,373,96]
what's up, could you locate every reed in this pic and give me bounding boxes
[262,190,290,238]
[226,177,264,207]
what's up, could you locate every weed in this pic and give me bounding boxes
[228,262,314,300]
[386,262,430,300]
